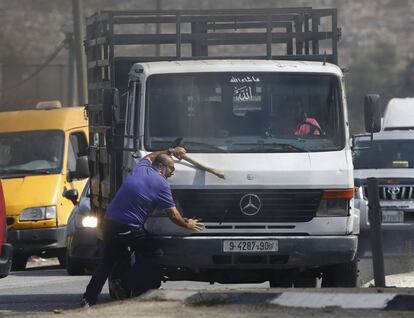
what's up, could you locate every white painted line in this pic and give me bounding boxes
[270,292,397,309]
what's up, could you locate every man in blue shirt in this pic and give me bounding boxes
[82,146,203,307]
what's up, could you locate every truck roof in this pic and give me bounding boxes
[355,130,414,141]
[382,98,414,131]
[0,107,87,133]
[131,59,342,77]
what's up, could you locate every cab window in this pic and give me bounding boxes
[67,132,88,174]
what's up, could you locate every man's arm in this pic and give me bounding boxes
[144,146,186,163]
[165,207,204,232]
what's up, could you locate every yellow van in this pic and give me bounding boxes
[0,101,89,270]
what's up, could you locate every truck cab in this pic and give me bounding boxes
[0,101,89,270]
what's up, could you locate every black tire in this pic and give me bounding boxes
[108,255,132,300]
[66,251,85,275]
[322,258,359,287]
[269,273,293,288]
[11,255,28,271]
[58,250,67,269]
[293,274,317,288]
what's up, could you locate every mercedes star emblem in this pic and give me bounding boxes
[239,194,262,216]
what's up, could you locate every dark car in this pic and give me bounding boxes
[66,181,101,275]
[0,179,12,278]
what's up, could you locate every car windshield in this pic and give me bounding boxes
[144,72,344,153]
[0,130,65,176]
[353,138,414,169]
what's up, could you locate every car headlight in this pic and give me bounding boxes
[75,214,98,228]
[19,206,57,221]
[316,189,353,217]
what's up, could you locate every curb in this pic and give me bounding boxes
[140,289,414,310]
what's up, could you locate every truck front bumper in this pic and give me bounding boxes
[8,226,66,255]
[0,243,13,278]
[149,235,357,270]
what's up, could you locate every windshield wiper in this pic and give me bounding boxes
[182,141,228,153]
[0,168,53,175]
[235,142,308,153]
[263,142,308,152]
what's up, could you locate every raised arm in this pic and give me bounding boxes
[144,146,186,162]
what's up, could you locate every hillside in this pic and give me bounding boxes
[0,0,413,66]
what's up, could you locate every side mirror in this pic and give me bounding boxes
[102,88,120,126]
[364,94,381,133]
[68,156,89,181]
[63,188,79,205]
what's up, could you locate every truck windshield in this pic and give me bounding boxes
[145,73,344,153]
[353,138,414,169]
[0,130,64,176]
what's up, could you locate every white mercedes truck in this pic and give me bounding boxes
[86,8,381,288]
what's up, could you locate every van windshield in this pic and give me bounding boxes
[144,72,344,153]
[353,138,414,169]
[0,130,64,176]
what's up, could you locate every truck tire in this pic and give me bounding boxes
[269,273,293,288]
[322,258,359,287]
[293,273,317,287]
[11,255,28,271]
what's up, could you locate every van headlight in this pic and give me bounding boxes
[316,189,353,217]
[19,206,57,221]
[75,214,98,228]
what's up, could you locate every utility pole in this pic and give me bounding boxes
[155,0,162,57]
[62,26,77,106]
[72,0,88,105]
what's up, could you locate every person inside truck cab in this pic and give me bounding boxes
[265,96,322,137]
[288,96,322,136]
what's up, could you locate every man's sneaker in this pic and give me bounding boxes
[80,297,95,308]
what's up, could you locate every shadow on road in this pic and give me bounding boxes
[0,293,111,313]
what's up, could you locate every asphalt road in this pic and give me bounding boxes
[2,231,414,315]
[0,260,271,314]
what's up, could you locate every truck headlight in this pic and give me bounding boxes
[75,214,98,228]
[19,206,57,221]
[316,189,353,217]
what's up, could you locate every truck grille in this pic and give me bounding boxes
[174,189,322,223]
[363,185,414,201]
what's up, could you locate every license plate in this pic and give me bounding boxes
[382,210,404,223]
[222,240,278,253]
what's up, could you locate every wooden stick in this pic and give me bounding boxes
[181,154,225,179]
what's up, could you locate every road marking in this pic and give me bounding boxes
[270,292,397,309]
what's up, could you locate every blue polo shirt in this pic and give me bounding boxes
[105,158,175,227]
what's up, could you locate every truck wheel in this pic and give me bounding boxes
[108,253,132,300]
[322,258,359,287]
[66,251,85,275]
[11,255,28,271]
[293,273,317,287]
[269,273,293,288]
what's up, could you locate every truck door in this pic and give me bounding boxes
[123,79,141,179]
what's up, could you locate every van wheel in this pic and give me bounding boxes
[66,252,85,275]
[322,258,359,287]
[12,255,28,271]
[57,250,67,268]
